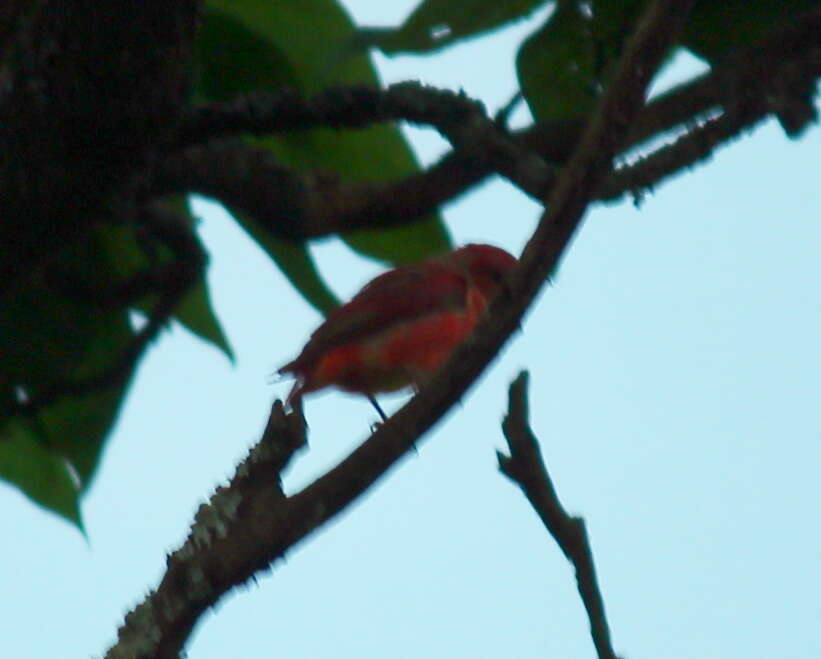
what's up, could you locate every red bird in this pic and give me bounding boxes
[280,244,517,415]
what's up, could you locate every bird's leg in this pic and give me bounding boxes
[494,91,523,128]
[367,395,388,422]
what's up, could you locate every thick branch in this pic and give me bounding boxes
[157,11,820,242]
[181,83,554,200]
[106,1,693,656]
[107,401,307,659]
[158,138,493,240]
[498,372,618,659]
[151,81,720,242]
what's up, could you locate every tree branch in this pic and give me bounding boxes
[599,98,771,203]
[107,400,307,659]
[156,136,502,240]
[156,9,820,243]
[498,372,618,659]
[181,7,821,147]
[180,81,556,198]
[106,1,693,655]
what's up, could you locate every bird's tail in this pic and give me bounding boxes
[276,360,307,410]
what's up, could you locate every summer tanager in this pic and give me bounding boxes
[280,244,517,412]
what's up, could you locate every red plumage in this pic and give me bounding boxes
[280,243,517,406]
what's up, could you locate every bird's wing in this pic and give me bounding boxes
[281,264,468,372]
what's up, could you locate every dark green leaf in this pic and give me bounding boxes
[589,0,647,68]
[0,423,84,529]
[0,223,148,525]
[344,221,451,265]
[34,311,134,491]
[517,1,666,122]
[354,0,550,55]
[517,3,600,121]
[167,199,234,360]
[205,0,366,94]
[195,7,299,101]
[0,273,106,389]
[94,223,149,280]
[0,299,134,516]
[36,385,129,495]
[175,281,235,361]
[684,0,816,63]
[96,218,234,361]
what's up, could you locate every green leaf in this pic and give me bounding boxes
[175,280,235,361]
[33,311,135,491]
[102,217,234,375]
[0,423,84,529]
[198,0,451,304]
[683,0,817,63]
[0,301,134,512]
[262,239,340,316]
[517,3,600,121]
[94,223,149,280]
[343,222,451,265]
[205,0,365,94]
[30,310,134,493]
[235,211,340,315]
[353,0,550,55]
[517,1,666,122]
[0,222,153,525]
[0,272,107,389]
[36,386,129,495]
[0,197,229,525]
[194,7,299,101]
[163,198,235,361]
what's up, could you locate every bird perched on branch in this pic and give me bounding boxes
[279,243,517,418]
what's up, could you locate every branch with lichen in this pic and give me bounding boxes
[106,401,307,659]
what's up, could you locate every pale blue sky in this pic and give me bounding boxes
[2,2,820,658]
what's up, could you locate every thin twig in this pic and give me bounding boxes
[498,372,619,659]
[599,98,771,203]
